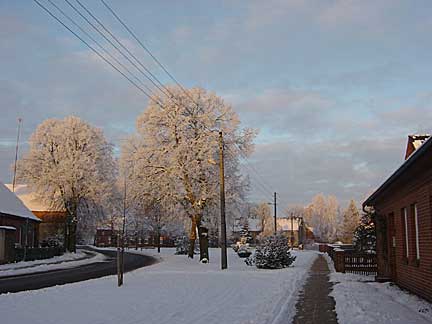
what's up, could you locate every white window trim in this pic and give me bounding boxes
[404,208,409,258]
[414,204,420,260]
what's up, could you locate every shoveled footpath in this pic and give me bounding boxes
[292,254,338,324]
[0,247,158,294]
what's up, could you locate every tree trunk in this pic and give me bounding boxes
[157,227,161,253]
[198,226,209,262]
[188,216,197,258]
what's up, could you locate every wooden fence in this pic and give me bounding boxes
[320,243,377,276]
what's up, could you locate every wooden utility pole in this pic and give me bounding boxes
[274,192,277,235]
[219,131,227,270]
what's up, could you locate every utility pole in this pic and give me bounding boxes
[219,131,227,270]
[12,118,22,193]
[290,212,294,248]
[118,171,127,287]
[274,192,277,235]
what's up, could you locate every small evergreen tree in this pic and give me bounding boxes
[340,200,361,243]
[246,235,296,269]
[353,209,376,253]
[175,236,189,255]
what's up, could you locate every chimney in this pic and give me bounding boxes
[405,134,430,160]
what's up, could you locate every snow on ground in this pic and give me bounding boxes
[324,254,432,324]
[0,250,107,277]
[0,248,317,324]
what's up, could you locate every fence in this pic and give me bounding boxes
[320,243,377,276]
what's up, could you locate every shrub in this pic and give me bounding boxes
[246,235,296,269]
[175,236,189,255]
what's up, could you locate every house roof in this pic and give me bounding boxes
[0,182,41,221]
[363,135,432,208]
[4,184,62,212]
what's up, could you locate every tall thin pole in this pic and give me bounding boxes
[12,118,22,193]
[291,213,294,247]
[118,171,127,287]
[274,192,277,235]
[219,131,227,270]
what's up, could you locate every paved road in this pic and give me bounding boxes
[0,247,158,294]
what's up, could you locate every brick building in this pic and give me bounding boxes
[0,182,41,263]
[363,134,432,302]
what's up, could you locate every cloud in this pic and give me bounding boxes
[246,136,405,207]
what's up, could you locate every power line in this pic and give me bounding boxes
[229,143,275,195]
[100,0,202,109]
[225,146,274,202]
[32,0,157,102]
[46,0,156,97]
[63,0,170,99]
[71,0,201,117]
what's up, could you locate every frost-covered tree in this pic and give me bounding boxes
[340,200,361,243]
[121,86,256,260]
[18,116,116,252]
[253,202,273,238]
[353,208,376,252]
[304,194,339,243]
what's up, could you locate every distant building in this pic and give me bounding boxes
[277,217,315,247]
[0,182,41,263]
[363,134,432,302]
[94,227,117,247]
[6,184,67,244]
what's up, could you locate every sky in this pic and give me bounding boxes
[1,0,432,209]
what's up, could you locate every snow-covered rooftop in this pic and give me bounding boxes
[0,182,41,221]
[0,226,16,231]
[4,184,61,212]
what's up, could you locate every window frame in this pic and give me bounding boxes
[402,207,409,258]
[413,204,420,260]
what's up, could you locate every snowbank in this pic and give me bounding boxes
[325,255,432,324]
[0,250,107,278]
[0,248,317,324]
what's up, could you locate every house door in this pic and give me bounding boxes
[387,213,397,281]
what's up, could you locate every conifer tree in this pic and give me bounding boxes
[353,208,376,252]
[340,199,360,243]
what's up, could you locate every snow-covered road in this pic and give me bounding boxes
[0,248,317,324]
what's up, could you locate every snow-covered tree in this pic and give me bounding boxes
[18,116,116,252]
[121,86,256,260]
[353,208,376,252]
[246,235,296,269]
[253,202,273,238]
[304,194,339,243]
[340,200,361,243]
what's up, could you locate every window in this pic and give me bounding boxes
[413,204,420,260]
[402,207,409,258]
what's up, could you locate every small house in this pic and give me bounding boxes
[0,182,41,263]
[6,184,67,245]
